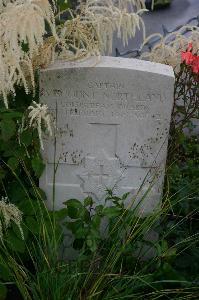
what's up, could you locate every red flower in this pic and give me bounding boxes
[191,56,199,74]
[181,42,199,75]
[181,51,195,65]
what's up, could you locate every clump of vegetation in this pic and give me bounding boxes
[0,0,198,299]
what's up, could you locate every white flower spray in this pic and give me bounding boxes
[0,0,147,105]
[27,101,52,150]
[57,0,146,60]
[0,0,57,107]
[0,197,24,241]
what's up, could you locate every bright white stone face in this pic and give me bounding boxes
[40,57,174,213]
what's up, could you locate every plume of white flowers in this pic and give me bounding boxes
[28,101,52,150]
[117,0,145,10]
[0,197,24,241]
[57,0,146,60]
[0,0,147,107]
[141,26,199,69]
[0,0,56,107]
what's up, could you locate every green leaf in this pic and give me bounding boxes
[25,216,40,234]
[64,199,83,208]
[112,196,121,202]
[122,192,130,200]
[31,156,45,178]
[0,167,6,180]
[20,130,32,146]
[90,228,100,239]
[165,247,177,258]
[66,220,83,233]
[79,208,90,223]
[12,222,24,240]
[7,157,19,171]
[0,119,16,141]
[6,231,25,253]
[64,199,83,219]
[83,197,93,207]
[54,208,68,221]
[162,240,168,252]
[7,182,28,203]
[29,187,47,201]
[86,236,97,252]
[0,110,22,119]
[95,205,103,214]
[57,0,70,11]
[67,206,79,219]
[5,143,25,159]
[0,263,11,281]
[92,215,101,228]
[102,207,121,218]
[18,200,35,216]
[75,227,87,239]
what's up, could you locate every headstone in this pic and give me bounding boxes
[40,57,174,214]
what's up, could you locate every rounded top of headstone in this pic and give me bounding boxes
[41,56,174,78]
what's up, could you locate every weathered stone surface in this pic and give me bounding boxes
[40,56,174,213]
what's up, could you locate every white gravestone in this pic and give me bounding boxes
[40,57,174,213]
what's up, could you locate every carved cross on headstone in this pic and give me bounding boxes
[77,149,124,200]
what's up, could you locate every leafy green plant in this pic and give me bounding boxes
[0,89,57,299]
[0,170,198,300]
[62,190,131,253]
[163,128,199,283]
